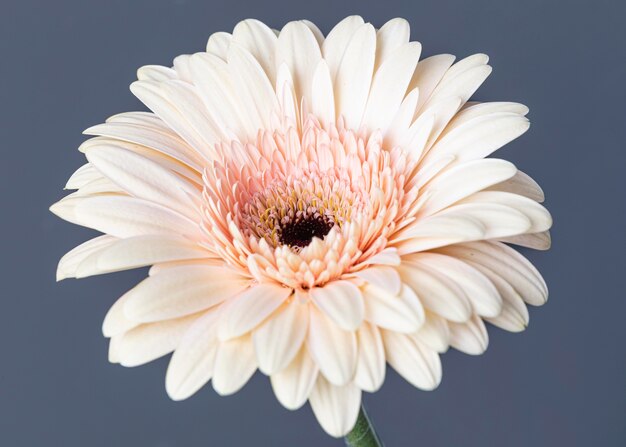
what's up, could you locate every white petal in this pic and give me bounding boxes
[359,247,401,266]
[73,235,212,279]
[56,235,117,281]
[212,334,257,396]
[415,312,450,353]
[64,163,101,189]
[460,191,552,233]
[425,112,529,164]
[438,241,548,305]
[227,43,278,130]
[165,308,220,400]
[375,18,410,69]
[407,253,502,317]
[352,266,401,295]
[382,330,442,390]
[102,293,139,338]
[232,19,277,83]
[392,214,485,254]
[475,266,529,332]
[87,146,199,218]
[334,23,376,128]
[487,170,545,202]
[311,60,335,125]
[322,16,365,80]
[361,42,422,132]
[419,159,517,216]
[399,262,472,322]
[362,283,424,333]
[309,375,361,438]
[307,306,357,386]
[409,54,456,112]
[253,298,309,375]
[499,231,552,251]
[206,32,231,58]
[435,202,532,240]
[354,323,386,392]
[448,314,489,355]
[123,265,249,323]
[50,195,203,239]
[270,346,318,410]
[116,314,198,367]
[277,21,322,109]
[310,280,364,331]
[219,283,292,340]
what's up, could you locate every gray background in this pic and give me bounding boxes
[2,0,624,445]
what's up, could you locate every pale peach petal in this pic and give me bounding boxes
[270,346,318,410]
[309,375,361,438]
[354,323,385,392]
[310,280,364,331]
[212,334,257,396]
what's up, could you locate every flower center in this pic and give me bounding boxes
[278,213,334,249]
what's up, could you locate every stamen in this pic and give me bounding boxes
[278,214,334,248]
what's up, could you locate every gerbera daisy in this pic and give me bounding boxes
[50,15,551,439]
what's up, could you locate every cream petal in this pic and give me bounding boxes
[64,163,101,189]
[227,43,278,130]
[130,80,219,155]
[137,65,177,82]
[73,235,212,279]
[102,292,139,338]
[399,262,472,322]
[448,314,489,355]
[362,283,425,333]
[56,235,117,281]
[78,136,202,184]
[419,159,517,216]
[310,280,364,331]
[85,144,201,219]
[352,266,401,295]
[333,23,376,129]
[212,334,257,396]
[408,54,456,112]
[425,112,529,164]
[407,253,502,318]
[438,241,548,305]
[50,195,203,239]
[309,375,361,438]
[486,170,545,203]
[375,18,410,69]
[361,42,422,133]
[415,312,450,353]
[219,283,292,340]
[392,214,485,255]
[459,191,552,233]
[382,330,442,390]
[499,231,552,251]
[165,308,220,400]
[232,19,278,84]
[270,346,318,410]
[322,15,365,80]
[385,87,420,148]
[206,31,231,59]
[434,202,532,240]
[358,247,401,266]
[253,298,309,375]
[307,306,357,386]
[277,21,322,109]
[116,314,198,367]
[123,265,249,323]
[354,323,386,392]
[311,60,335,125]
[475,266,529,332]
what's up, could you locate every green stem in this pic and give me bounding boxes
[344,404,383,447]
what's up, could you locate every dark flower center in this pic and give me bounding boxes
[278,215,334,249]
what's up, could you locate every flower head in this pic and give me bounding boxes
[51,16,552,437]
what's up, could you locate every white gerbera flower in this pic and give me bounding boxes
[51,16,552,439]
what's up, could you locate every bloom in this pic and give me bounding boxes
[51,15,552,437]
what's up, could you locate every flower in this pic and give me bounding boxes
[50,16,552,437]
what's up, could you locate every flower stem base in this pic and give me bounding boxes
[344,404,383,447]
